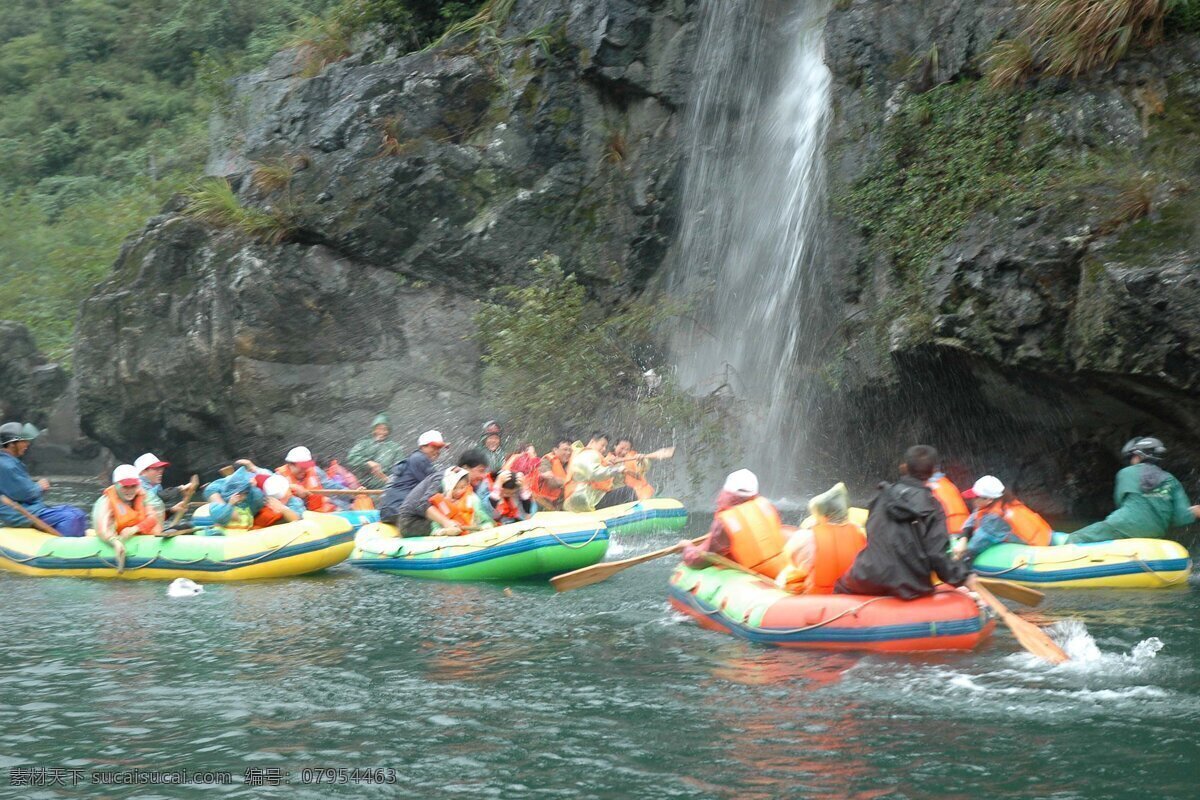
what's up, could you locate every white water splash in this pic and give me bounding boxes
[1044,619,1165,674]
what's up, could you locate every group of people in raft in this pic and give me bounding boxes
[0,417,672,556]
[680,437,1200,600]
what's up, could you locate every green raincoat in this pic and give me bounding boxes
[1069,463,1196,543]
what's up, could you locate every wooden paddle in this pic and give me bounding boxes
[552,534,708,592]
[977,577,1043,608]
[1,495,63,536]
[974,582,1068,664]
[167,475,199,528]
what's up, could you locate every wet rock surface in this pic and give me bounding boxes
[77,0,699,472]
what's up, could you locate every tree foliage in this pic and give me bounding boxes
[0,0,473,362]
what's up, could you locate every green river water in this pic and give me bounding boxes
[1,489,1197,798]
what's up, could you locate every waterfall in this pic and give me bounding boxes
[667,0,833,493]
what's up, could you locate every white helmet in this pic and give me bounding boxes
[285,446,314,465]
[722,469,759,498]
[263,474,291,500]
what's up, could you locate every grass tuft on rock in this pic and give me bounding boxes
[987,0,1197,87]
[184,178,295,243]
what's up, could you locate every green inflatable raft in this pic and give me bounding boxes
[349,515,609,581]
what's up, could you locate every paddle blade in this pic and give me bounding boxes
[977,577,1044,608]
[551,535,707,592]
[976,584,1068,664]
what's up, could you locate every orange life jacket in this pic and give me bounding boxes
[928,475,969,535]
[276,464,336,513]
[807,521,867,595]
[104,486,159,535]
[431,492,475,529]
[253,504,284,528]
[492,495,524,523]
[529,454,568,506]
[718,496,788,579]
[622,452,654,501]
[984,499,1053,547]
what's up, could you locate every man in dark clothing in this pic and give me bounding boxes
[387,450,490,535]
[836,445,975,599]
[377,430,447,521]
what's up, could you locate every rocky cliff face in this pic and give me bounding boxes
[76,0,698,472]
[820,0,1200,515]
[76,0,1200,515]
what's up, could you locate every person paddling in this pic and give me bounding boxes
[0,421,88,537]
[835,445,977,599]
[953,475,1054,562]
[378,430,448,518]
[679,469,788,579]
[93,464,163,572]
[276,447,338,513]
[346,414,405,490]
[1067,436,1200,543]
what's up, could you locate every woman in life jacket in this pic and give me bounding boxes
[680,469,788,578]
[93,464,164,572]
[954,475,1054,562]
[776,482,867,594]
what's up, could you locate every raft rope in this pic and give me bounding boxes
[1,527,336,571]
[696,594,890,634]
[979,550,1189,585]
[382,525,606,558]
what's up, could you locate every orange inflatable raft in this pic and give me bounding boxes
[669,565,994,652]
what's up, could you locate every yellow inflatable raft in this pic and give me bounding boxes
[0,512,354,581]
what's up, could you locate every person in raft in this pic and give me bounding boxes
[480,420,507,475]
[427,466,492,536]
[775,482,867,594]
[951,475,1054,562]
[502,442,542,480]
[378,430,449,516]
[386,450,491,535]
[927,468,969,537]
[487,469,535,525]
[134,452,196,523]
[527,438,573,511]
[345,414,405,490]
[93,464,163,569]
[1066,436,1200,544]
[679,469,790,579]
[835,445,977,599]
[0,421,88,537]
[196,467,265,531]
[563,433,637,512]
[609,437,656,501]
[276,446,340,513]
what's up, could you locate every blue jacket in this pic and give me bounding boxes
[201,468,265,527]
[0,451,47,526]
[961,509,1019,558]
[378,451,437,517]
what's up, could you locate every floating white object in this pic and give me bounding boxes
[167,577,204,597]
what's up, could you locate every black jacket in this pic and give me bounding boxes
[835,475,970,599]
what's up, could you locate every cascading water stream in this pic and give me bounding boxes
[667,0,833,493]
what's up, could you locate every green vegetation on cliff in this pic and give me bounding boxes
[0,0,476,363]
[839,81,1060,279]
[477,255,734,487]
